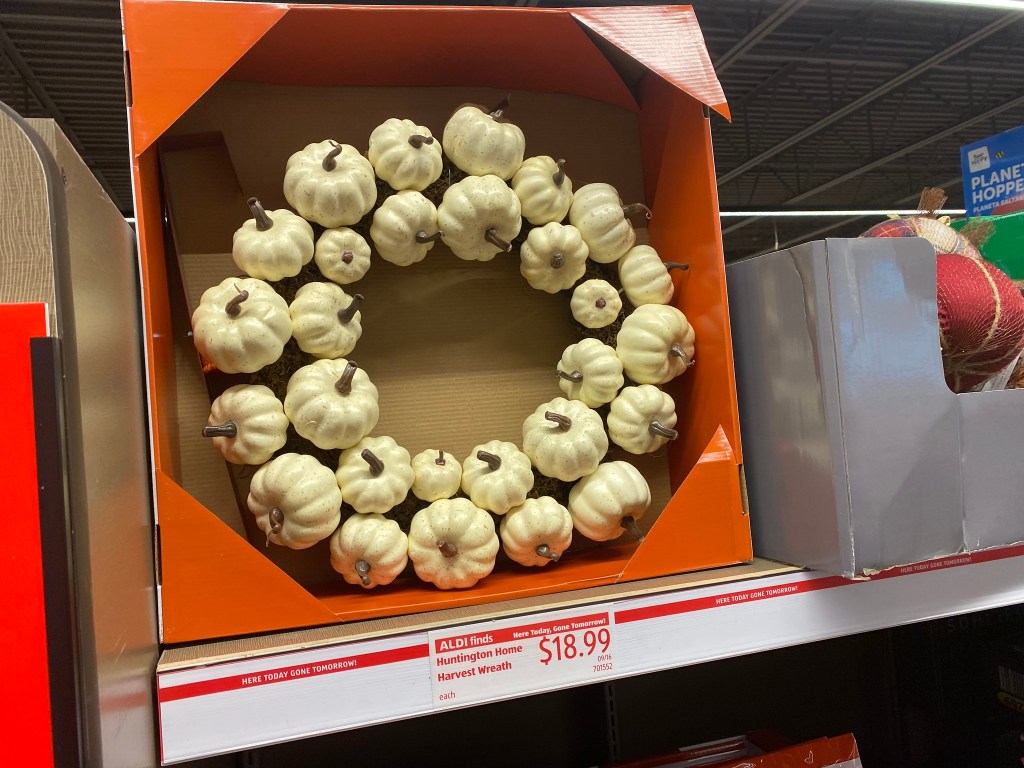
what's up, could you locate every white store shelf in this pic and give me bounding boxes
[156,545,1024,764]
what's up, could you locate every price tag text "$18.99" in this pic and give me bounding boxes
[538,627,611,667]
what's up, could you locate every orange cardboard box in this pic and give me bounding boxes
[124,0,752,643]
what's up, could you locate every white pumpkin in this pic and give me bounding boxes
[500,497,573,567]
[568,461,650,542]
[335,436,414,515]
[607,385,678,454]
[247,453,342,549]
[284,359,379,450]
[571,279,622,329]
[460,440,534,515]
[616,304,696,385]
[411,449,462,502]
[519,223,589,293]
[442,99,526,180]
[203,384,288,465]
[283,140,377,228]
[568,183,649,263]
[522,397,608,482]
[329,514,408,589]
[511,156,573,226]
[369,190,441,266]
[557,338,624,408]
[408,498,499,589]
[314,228,372,285]
[191,277,291,374]
[289,282,363,359]
[231,197,315,281]
[617,245,687,307]
[367,118,443,192]
[437,175,522,261]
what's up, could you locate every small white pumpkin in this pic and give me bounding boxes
[500,497,573,567]
[519,223,589,293]
[283,140,377,228]
[607,385,678,454]
[203,384,288,465]
[557,338,624,408]
[442,99,526,180]
[437,175,522,261]
[191,277,291,374]
[329,514,408,589]
[289,283,363,359]
[568,461,650,542]
[247,453,342,549]
[460,440,534,515]
[408,498,499,589]
[314,228,372,285]
[616,304,696,385]
[511,156,573,226]
[617,245,688,307]
[284,359,379,450]
[335,436,414,515]
[231,197,315,281]
[411,449,462,502]
[568,183,649,263]
[571,279,622,329]
[369,190,442,266]
[367,118,443,192]
[522,397,608,482]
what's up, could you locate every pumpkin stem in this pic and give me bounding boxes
[437,540,459,558]
[622,203,652,221]
[664,261,689,272]
[269,508,285,535]
[335,361,359,394]
[361,448,385,477]
[435,449,446,466]
[552,159,566,187]
[337,293,363,324]
[408,134,434,149]
[225,287,249,317]
[620,515,645,542]
[558,369,584,383]
[202,421,237,438]
[322,142,344,171]
[544,411,573,430]
[596,297,607,309]
[355,559,372,586]
[536,544,560,562]
[341,250,354,265]
[550,252,565,269]
[415,230,444,244]
[670,344,693,367]
[247,197,273,231]
[484,228,512,253]
[649,421,679,440]
[476,450,502,471]
[489,95,511,119]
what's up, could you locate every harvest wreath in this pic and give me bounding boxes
[192,98,696,591]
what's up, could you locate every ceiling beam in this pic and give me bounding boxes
[714,0,810,74]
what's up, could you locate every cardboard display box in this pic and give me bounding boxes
[125,0,752,643]
[728,237,1024,579]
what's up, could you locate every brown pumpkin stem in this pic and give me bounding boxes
[202,421,237,438]
[536,544,560,562]
[247,197,273,231]
[489,95,511,119]
[355,559,372,587]
[670,344,693,367]
[558,369,583,383]
[477,450,502,471]
[664,261,689,272]
[322,142,344,171]
[408,134,434,149]
[435,449,446,466]
[917,186,947,216]
[437,540,459,558]
[269,508,285,535]
[225,287,249,317]
[550,252,565,269]
[484,228,512,253]
[337,293,363,324]
[552,159,566,187]
[620,515,645,542]
[415,230,444,244]
[596,297,607,309]
[335,361,359,394]
[545,411,572,430]
[622,203,652,221]
[341,250,354,264]
[361,449,385,477]
[649,421,679,440]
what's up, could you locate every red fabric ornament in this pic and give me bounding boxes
[862,216,981,259]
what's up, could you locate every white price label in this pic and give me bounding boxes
[428,605,617,708]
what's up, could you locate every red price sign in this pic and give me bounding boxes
[538,627,612,666]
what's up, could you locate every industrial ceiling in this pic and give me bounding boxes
[1,0,1022,260]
